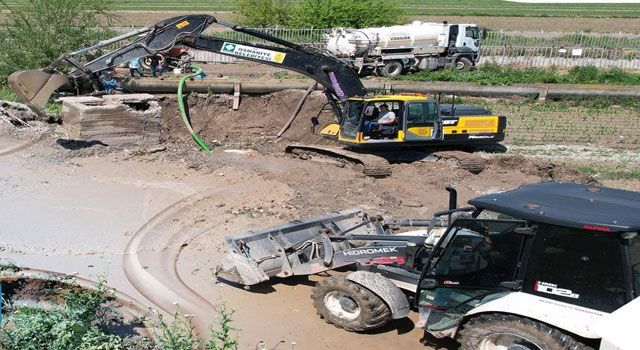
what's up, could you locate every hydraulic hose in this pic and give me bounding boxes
[178,64,211,153]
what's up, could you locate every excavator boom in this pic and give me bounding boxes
[8,14,365,116]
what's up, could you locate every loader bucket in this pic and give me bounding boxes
[216,209,387,286]
[7,70,69,117]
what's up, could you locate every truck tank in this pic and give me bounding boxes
[325,21,449,58]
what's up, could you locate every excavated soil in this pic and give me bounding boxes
[159,90,336,150]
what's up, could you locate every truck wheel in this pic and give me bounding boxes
[455,57,473,70]
[380,61,403,77]
[312,275,391,332]
[458,314,594,350]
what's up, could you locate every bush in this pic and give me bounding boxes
[235,0,291,27]
[0,0,114,83]
[0,280,123,350]
[151,311,198,350]
[235,0,405,28]
[290,0,405,28]
[207,304,238,350]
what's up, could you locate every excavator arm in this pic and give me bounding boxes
[8,14,366,116]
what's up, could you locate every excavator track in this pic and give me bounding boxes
[286,144,392,177]
[432,150,487,174]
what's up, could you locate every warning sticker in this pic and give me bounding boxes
[220,42,286,63]
[176,20,190,29]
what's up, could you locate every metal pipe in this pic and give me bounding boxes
[122,79,640,99]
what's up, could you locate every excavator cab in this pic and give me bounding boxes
[332,95,443,147]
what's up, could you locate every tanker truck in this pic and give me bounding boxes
[325,21,484,77]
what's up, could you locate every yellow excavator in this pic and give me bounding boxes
[8,14,505,176]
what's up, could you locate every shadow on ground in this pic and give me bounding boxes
[57,139,108,150]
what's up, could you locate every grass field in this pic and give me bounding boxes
[2,0,640,18]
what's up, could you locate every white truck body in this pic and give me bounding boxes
[325,21,482,76]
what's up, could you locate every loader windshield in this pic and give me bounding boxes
[430,219,526,288]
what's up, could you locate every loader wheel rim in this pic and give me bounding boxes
[479,333,543,350]
[323,291,361,321]
[456,61,466,69]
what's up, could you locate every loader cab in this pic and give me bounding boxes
[415,183,640,347]
[335,95,443,147]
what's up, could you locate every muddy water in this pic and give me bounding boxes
[0,147,231,314]
[123,180,291,337]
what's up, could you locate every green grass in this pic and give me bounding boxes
[2,0,640,17]
[577,165,640,180]
[0,85,17,101]
[396,64,640,86]
[1,84,63,115]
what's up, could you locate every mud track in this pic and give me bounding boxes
[0,130,46,157]
[123,181,284,336]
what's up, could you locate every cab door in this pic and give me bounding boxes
[404,101,443,142]
[338,100,364,142]
[415,219,530,333]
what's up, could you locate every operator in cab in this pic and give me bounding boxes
[364,104,396,136]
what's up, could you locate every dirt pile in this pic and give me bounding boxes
[159,90,337,150]
[487,154,597,184]
[0,99,38,122]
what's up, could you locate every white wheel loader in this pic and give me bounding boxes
[218,183,640,349]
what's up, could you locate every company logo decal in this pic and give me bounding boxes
[221,42,287,63]
[535,281,580,299]
[342,247,398,256]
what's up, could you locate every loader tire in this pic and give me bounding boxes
[312,275,391,332]
[458,314,595,350]
[380,61,403,77]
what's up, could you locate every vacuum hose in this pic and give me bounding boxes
[178,64,211,153]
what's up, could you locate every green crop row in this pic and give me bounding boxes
[2,0,640,18]
[396,64,640,86]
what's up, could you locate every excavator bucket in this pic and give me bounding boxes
[7,70,69,117]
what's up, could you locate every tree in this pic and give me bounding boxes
[290,0,405,28]
[235,0,406,28]
[236,0,291,27]
[0,0,114,83]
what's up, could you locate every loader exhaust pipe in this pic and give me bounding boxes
[7,70,69,117]
[445,187,457,210]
